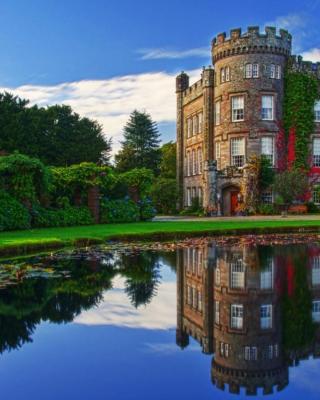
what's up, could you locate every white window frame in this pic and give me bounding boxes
[313,138,320,167]
[225,66,230,81]
[312,300,320,322]
[197,148,202,174]
[260,304,273,329]
[260,258,274,289]
[261,136,274,165]
[230,260,245,289]
[245,63,252,78]
[231,304,243,329]
[215,300,220,324]
[276,65,281,80]
[315,101,320,122]
[215,101,221,125]
[232,96,244,122]
[252,63,259,78]
[261,95,274,121]
[270,64,276,79]
[231,137,245,167]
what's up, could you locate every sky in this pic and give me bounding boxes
[0,0,319,154]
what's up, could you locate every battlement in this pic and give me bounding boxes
[289,55,320,79]
[211,361,288,396]
[212,26,292,63]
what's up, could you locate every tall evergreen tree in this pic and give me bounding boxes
[115,110,161,174]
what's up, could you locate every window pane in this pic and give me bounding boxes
[252,64,259,78]
[260,304,272,329]
[315,101,320,122]
[231,137,245,167]
[312,300,320,322]
[313,139,320,167]
[276,65,281,79]
[312,257,320,286]
[215,101,221,125]
[261,96,274,120]
[270,64,275,78]
[215,301,220,324]
[231,260,245,289]
[232,96,244,121]
[260,258,274,289]
[231,304,243,329]
[245,64,252,78]
[261,137,274,164]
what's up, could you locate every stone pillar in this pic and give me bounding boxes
[176,72,189,210]
[201,66,215,163]
[87,186,100,224]
[176,249,189,349]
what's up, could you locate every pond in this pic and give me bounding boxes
[0,236,320,399]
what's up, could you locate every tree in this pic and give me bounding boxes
[0,92,112,166]
[273,169,309,209]
[159,142,176,179]
[115,110,161,174]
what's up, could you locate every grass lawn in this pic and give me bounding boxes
[1,218,320,256]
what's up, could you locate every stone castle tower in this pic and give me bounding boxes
[176,26,320,215]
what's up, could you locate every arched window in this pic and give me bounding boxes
[225,66,230,81]
[220,68,225,83]
[245,63,252,78]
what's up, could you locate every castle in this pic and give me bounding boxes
[176,26,320,215]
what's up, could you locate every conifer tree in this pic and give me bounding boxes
[115,110,161,174]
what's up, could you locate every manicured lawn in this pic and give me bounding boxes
[1,218,320,256]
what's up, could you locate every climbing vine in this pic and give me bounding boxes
[283,69,319,169]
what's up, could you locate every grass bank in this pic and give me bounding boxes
[1,219,320,257]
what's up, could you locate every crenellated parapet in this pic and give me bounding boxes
[211,361,289,396]
[182,78,204,105]
[212,26,292,63]
[289,55,320,79]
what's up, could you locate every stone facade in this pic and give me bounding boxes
[176,243,320,395]
[176,26,320,215]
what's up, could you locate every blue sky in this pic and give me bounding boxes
[0,0,319,152]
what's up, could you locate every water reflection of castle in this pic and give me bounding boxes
[176,243,320,395]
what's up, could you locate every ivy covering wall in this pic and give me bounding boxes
[283,68,319,169]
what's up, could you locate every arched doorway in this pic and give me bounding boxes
[222,185,240,216]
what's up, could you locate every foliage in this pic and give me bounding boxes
[259,156,275,191]
[257,204,277,215]
[0,191,30,231]
[151,177,178,214]
[100,198,140,223]
[276,124,287,172]
[115,110,161,174]
[0,153,50,204]
[138,197,157,221]
[283,69,319,169]
[31,206,94,228]
[180,197,203,216]
[159,142,176,179]
[120,168,154,201]
[273,169,309,207]
[0,93,111,166]
[306,202,320,214]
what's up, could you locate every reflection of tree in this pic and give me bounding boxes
[119,253,162,308]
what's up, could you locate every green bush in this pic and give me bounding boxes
[180,197,204,216]
[0,191,30,231]
[32,206,93,228]
[257,204,277,215]
[139,197,156,221]
[100,198,140,223]
[151,178,178,214]
[307,202,320,214]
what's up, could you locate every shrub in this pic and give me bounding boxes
[257,204,277,215]
[307,202,320,214]
[151,178,178,214]
[32,206,93,228]
[139,197,156,221]
[180,197,203,216]
[0,191,30,231]
[100,198,140,223]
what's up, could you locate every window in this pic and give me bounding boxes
[230,260,245,289]
[270,64,276,79]
[261,190,273,204]
[244,346,257,361]
[313,189,320,205]
[215,301,220,324]
[313,138,320,167]
[198,250,203,275]
[261,95,274,120]
[192,287,197,309]
[187,188,191,207]
[187,118,192,138]
[261,136,274,164]
[312,300,320,322]
[192,186,197,201]
[198,187,203,205]
[260,258,274,289]
[276,65,281,79]
[187,151,191,176]
[260,304,272,329]
[312,256,320,286]
[192,149,196,175]
[198,291,203,312]
[245,63,252,78]
[198,113,203,132]
[231,304,243,329]
[252,63,259,78]
[231,137,245,167]
[232,96,244,122]
[221,68,225,83]
[215,267,221,285]
[193,115,198,135]
[315,101,320,122]
[187,285,192,305]
[225,66,230,81]
[197,148,202,173]
[215,101,221,125]
[220,342,230,357]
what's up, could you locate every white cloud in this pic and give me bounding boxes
[301,48,320,62]
[138,47,209,60]
[73,275,177,330]
[1,69,201,154]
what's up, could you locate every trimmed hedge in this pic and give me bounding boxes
[32,206,94,228]
[0,191,30,231]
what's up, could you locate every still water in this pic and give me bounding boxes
[0,239,320,399]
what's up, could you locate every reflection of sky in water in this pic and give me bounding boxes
[0,262,320,399]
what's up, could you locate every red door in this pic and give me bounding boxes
[230,191,239,215]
